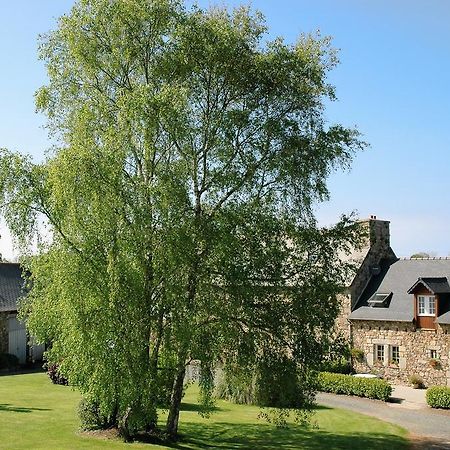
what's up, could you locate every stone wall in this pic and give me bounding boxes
[335,293,351,340]
[0,313,8,354]
[351,320,450,387]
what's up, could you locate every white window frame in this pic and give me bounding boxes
[390,345,400,364]
[417,295,436,317]
[376,344,384,363]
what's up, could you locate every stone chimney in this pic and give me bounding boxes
[348,216,397,309]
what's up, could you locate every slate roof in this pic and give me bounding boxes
[350,258,450,322]
[0,263,24,313]
[407,277,450,294]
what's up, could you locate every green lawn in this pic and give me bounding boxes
[0,372,408,449]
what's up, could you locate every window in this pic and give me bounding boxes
[430,349,438,359]
[391,346,400,364]
[418,295,436,316]
[376,344,384,363]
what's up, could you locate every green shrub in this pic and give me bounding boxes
[78,398,113,430]
[0,353,19,370]
[426,386,450,409]
[47,364,69,385]
[317,372,392,401]
[408,374,424,389]
[321,357,352,374]
[215,369,255,405]
[350,348,364,363]
[216,357,317,410]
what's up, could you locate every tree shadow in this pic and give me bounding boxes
[311,404,331,411]
[0,403,51,413]
[179,422,408,450]
[132,422,408,450]
[180,402,228,413]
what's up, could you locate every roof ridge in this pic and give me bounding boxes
[401,257,450,260]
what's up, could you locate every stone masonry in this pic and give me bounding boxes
[336,217,396,341]
[351,320,450,386]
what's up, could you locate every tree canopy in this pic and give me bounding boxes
[0,0,364,440]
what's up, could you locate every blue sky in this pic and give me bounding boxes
[1,0,450,259]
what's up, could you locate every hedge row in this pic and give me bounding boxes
[426,386,450,409]
[317,372,392,401]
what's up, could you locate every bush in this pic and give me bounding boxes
[215,368,255,405]
[78,398,113,430]
[317,372,392,401]
[0,353,19,370]
[47,364,69,385]
[216,357,316,410]
[408,374,424,389]
[426,386,450,409]
[350,348,364,363]
[321,357,352,374]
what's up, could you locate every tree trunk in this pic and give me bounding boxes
[166,365,186,438]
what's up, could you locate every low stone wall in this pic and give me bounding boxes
[351,320,450,387]
[0,313,8,354]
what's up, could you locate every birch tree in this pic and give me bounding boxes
[0,0,364,440]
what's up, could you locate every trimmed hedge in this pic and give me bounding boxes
[426,386,450,409]
[318,372,392,401]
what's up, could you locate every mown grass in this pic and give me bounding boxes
[0,372,408,449]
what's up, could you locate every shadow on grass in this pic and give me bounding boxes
[180,403,228,413]
[171,423,408,450]
[0,403,51,413]
[131,422,408,450]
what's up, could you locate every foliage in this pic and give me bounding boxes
[320,357,352,374]
[426,386,450,409]
[317,372,392,401]
[216,356,319,410]
[215,366,255,405]
[0,352,19,370]
[78,397,114,430]
[47,363,69,385]
[408,374,424,389]
[410,252,430,259]
[0,0,364,439]
[350,348,364,363]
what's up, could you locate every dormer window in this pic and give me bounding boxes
[418,295,436,316]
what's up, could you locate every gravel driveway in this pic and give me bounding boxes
[317,392,450,448]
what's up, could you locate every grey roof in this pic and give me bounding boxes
[350,258,450,322]
[407,277,450,294]
[438,311,450,324]
[0,263,24,313]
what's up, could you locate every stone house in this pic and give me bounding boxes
[0,262,44,364]
[339,217,450,387]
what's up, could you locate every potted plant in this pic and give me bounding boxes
[429,358,441,369]
[409,374,424,389]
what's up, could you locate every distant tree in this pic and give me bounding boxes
[411,252,430,258]
[0,0,364,440]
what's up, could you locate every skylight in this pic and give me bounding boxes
[368,292,392,308]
